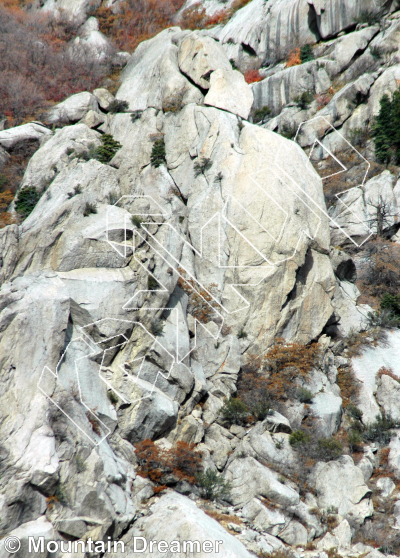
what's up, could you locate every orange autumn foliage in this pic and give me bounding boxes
[286,48,302,67]
[244,69,263,84]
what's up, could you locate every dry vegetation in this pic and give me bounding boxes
[356,239,400,307]
[312,145,398,209]
[135,439,203,485]
[244,69,263,84]
[176,267,221,324]
[238,339,321,407]
[286,48,302,67]
[337,365,361,407]
[0,3,109,125]
[95,0,253,53]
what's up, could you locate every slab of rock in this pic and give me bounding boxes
[352,330,400,424]
[178,32,232,89]
[46,92,99,125]
[329,170,399,245]
[20,123,101,192]
[204,68,253,119]
[93,88,115,110]
[278,519,308,546]
[310,390,342,437]
[0,516,56,558]
[376,374,400,422]
[376,477,396,498]
[252,60,330,116]
[212,0,318,65]
[0,123,52,150]
[116,491,254,558]
[310,0,385,39]
[224,457,300,507]
[79,109,105,128]
[117,27,203,112]
[311,455,373,525]
[0,224,18,286]
[329,281,371,337]
[241,498,288,535]
[40,0,100,25]
[317,518,352,551]
[71,16,113,62]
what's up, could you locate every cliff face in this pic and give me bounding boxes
[1,2,400,557]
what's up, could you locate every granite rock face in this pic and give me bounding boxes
[4,3,400,556]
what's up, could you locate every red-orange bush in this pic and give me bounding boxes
[135,439,203,485]
[286,48,301,67]
[244,69,263,84]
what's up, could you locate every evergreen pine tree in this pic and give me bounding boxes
[391,89,400,163]
[373,94,393,163]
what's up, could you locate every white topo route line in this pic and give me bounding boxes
[39,118,374,444]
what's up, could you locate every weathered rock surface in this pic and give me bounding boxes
[352,330,400,424]
[46,92,99,125]
[224,457,300,507]
[178,32,232,89]
[116,491,254,558]
[0,123,52,150]
[93,88,115,110]
[116,28,204,111]
[204,68,254,119]
[311,455,373,526]
[329,170,399,245]
[40,0,100,25]
[71,17,114,62]
[4,6,400,556]
[376,374,400,422]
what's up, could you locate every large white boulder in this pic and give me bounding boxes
[71,17,114,62]
[0,123,52,150]
[117,491,254,558]
[178,32,232,89]
[40,0,100,25]
[224,457,300,507]
[311,455,373,525]
[352,330,400,424]
[116,28,203,112]
[376,374,400,422]
[204,68,254,119]
[46,92,99,125]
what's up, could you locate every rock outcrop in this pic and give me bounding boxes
[3,1,400,557]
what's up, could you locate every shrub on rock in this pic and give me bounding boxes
[150,138,166,168]
[15,186,39,217]
[196,469,231,501]
[95,134,122,163]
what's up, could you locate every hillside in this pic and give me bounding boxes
[1,2,400,558]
